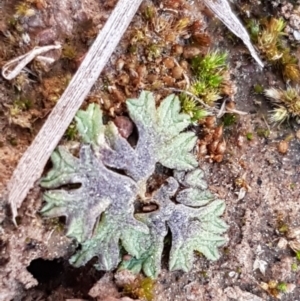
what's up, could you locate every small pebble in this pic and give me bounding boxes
[236,135,244,147]
[287,227,300,239]
[277,237,288,249]
[216,140,226,155]
[208,140,219,153]
[213,125,223,140]
[117,73,130,86]
[226,100,236,110]
[172,66,183,79]
[172,44,183,55]
[205,116,216,128]
[286,283,296,293]
[115,58,125,71]
[278,140,288,154]
[114,116,133,138]
[163,57,175,69]
[293,30,300,41]
[212,154,223,163]
[137,64,147,78]
[183,46,201,59]
[198,144,207,156]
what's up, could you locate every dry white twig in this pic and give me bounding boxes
[2,44,61,80]
[165,88,216,111]
[203,0,264,68]
[217,99,248,118]
[165,88,248,117]
[4,0,144,223]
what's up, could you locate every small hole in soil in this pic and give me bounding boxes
[27,258,63,284]
[26,257,104,297]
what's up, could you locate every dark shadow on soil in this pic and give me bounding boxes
[27,258,104,299]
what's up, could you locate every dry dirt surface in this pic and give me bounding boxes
[1,0,300,300]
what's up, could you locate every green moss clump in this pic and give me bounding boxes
[62,43,77,60]
[296,250,300,261]
[291,262,298,272]
[179,51,229,121]
[253,84,264,94]
[180,94,209,122]
[278,223,289,234]
[124,277,155,301]
[7,136,18,146]
[64,122,78,140]
[246,132,253,141]
[276,282,287,293]
[256,127,270,138]
[13,98,33,110]
[190,51,228,106]
[222,113,237,127]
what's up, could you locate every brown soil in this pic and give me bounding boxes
[1,0,300,300]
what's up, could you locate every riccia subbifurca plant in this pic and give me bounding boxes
[40,91,228,278]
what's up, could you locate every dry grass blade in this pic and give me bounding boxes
[2,44,61,80]
[203,0,264,68]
